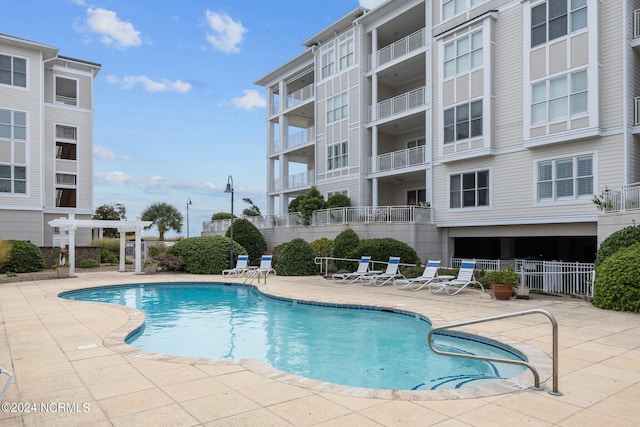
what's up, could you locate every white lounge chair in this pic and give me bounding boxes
[245,255,276,282]
[0,367,13,400]
[394,260,441,290]
[223,254,250,276]
[361,257,403,286]
[431,260,485,295]
[332,256,373,283]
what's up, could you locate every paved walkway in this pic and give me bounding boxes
[0,271,638,426]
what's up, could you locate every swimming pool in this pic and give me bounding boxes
[61,282,527,391]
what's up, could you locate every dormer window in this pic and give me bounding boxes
[55,77,77,106]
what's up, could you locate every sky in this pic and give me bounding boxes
[3,0,386,237]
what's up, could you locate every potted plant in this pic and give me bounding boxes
[54,247,70,278]
[484,266,519,300]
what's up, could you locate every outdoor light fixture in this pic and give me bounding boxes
[224,175,234,268]
[186,197,192,238]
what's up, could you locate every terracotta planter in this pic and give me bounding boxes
[56,266,70,278]
[145,263,158,274]
[492,283,514,300]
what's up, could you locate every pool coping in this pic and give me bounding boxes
[52,280,553,401]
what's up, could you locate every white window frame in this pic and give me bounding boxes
[0,54,27,88]
[449,170,490,209]
[321,43,335,80]
[54,76,78,106]
[444,30,483,79]
[0,164,26,194]
[536,154,593,202]
[327,141,348,171]
[443,0,489,20]
[531,70,587,124]
[531,0,588,48]
[443,99,483,143]
[327,92,348,124]
[327,189,348,198]
[0,109,27,195]
[406,137,426,149]
[338,30,354,71]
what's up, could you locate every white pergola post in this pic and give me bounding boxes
[134,227,143,274]
[119,231,126,272]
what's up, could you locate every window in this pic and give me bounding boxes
[56,173,77,185]
[537,155,592,201]
[327,92,348,123]
[0,109,26,141]
[450,170,489,208]
[321,44,335,79]
[56,188,76,208]
[338,30,354,71]
[327,141,348,170]
[55,77,77,106]
[531,70,587,124]
[444,31,482,79]
[327,190,348,198]
[531,0,587,48]
[406,189,426,205]
[0,54,26,88]
[443,0,488,20]
[407,137,426,149]
[444,100,482,143]
[0,165,26,194]
[55,125,78,160]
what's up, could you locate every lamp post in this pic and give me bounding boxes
[186,197,192,238]
[224,175,234,268]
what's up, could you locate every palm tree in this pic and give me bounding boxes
[141,202,183,241]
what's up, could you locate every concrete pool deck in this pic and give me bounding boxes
[0,271,638,426]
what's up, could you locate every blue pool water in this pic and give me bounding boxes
[61,283,526,391]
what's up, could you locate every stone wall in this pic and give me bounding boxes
[40,246,101,268]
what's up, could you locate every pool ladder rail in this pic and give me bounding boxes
[427,308,562,396]
[0,367,14,400]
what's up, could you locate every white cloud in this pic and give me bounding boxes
[359,0,386,9]
[85,8,142,49]
[205,10,247,53]
[106,74,192,93]
[94,145,132,160]
[231,89,266,111]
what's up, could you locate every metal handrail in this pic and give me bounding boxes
[0,367,14,400]
[427,308,561,395]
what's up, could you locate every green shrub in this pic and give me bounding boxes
[225,218,267,266]
[211,212,235,221]
[0,237,10,265]
[326,193,351,208]
[595,225,640,267]
[332,228,360,270]
[79,259,100,268]
[347,238,419,272]
[593,242,640,312]
[310,238,333,258]
[92,238,121,263]
[273,238,316,276]
[168,236,246,274]
[0,240,46,273]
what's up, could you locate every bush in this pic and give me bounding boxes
[593,242,640,312]
[168,236,246,274]
[347,238,419,272]
[310,238,332,258]
[327,193,351,208]
[332,228,360,271]
[211,212,235,221]
[79,259,100,268]
[0,240,46,273]
[225,218,267,266]
[92,238,121,264]
[595,225,640,267]
[273,238,317,276]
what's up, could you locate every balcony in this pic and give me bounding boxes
[286,84,314,110]
[271,127,315,155]
[270,170,316,193]
[368,86,426,122]
[598,183,640,212]
[368,146,426,174]
[368,28,426,70]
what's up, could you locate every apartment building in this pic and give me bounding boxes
[0,34,100,246]
[253,0,637,264]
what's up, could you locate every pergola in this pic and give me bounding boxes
[48,214,152,277]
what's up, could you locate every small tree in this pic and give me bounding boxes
[141,202,183,241]
[298,187,326,225]
[211,212,235,220]
[242,198,261,217]
[327,193,351,208]
[332,228,360,270]
[93,203,126,238]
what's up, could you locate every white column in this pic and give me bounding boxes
[134,228,143,274]
[119,231,126,272]
[67,226,77,277]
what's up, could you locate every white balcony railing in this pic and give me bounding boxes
[368,28,426,70]
[202,205,434,233]
[55,95,77,106]
[286,84,314,109]
[368,145,426,173]
[368,86,426,122]
[286,127,315,150]
[287,170,315,190]
[599,182,640,212]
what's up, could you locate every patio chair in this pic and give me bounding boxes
[332,256,374,283]
[393,260,441,290]
[222,255,250,276]
[245,255,276,282]
[431,259,485,295]
[361,257,403,286]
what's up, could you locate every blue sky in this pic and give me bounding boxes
[3,0,385,237]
